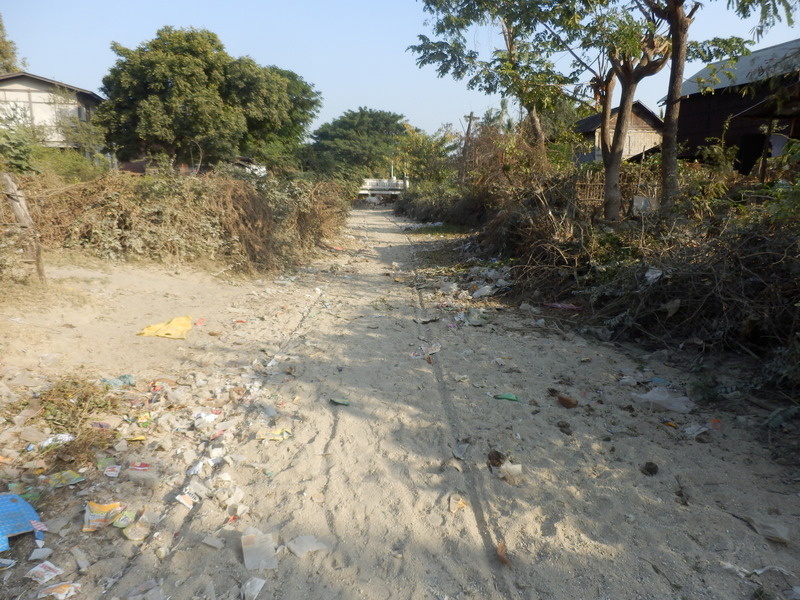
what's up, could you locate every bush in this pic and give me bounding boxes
[30,147,109,183]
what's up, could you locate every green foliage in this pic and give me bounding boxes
[0,105,39,173]
[396,123,458,185]
[95,26,319,168]
[309,107,407,177]
[0,13,21,73]
[30,147,108,183]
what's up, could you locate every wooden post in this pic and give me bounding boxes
[1,172,46,283]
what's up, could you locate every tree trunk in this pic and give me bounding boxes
[603,82,638,221]
[525,106,550,169]
[660,1,692,208]
[2,172,46,283]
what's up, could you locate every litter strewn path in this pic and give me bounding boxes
[0,209,798,600]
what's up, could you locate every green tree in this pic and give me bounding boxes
[396,123,458,184]
[412,0,673,220]
[410,3,574,169]
[246,66,321,169]
[0,14,21,73]
[651,0,794,207]
[309,107,407,177]
[95,27,316,168]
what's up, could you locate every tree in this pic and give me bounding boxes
[0,14,21,74]
[248,66,321,169]
[650,0,794,207]
[412,0,674,220]
[95,26,315,168]
[396,123,459,184]
[309,108,408,177]
[410,3,574,169]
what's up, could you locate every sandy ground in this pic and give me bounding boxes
[0,208,798,600]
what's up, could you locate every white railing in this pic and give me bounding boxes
[359,178,409,193]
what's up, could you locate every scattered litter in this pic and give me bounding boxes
[241,577,266,600]
[542,302,583,311]
[47,470,85,488]
[37,582,81,599]
[100,374,136,388]
[498,462,522,484]
[69,546,91,571]
[493,393,521,402]
[137,316,192,339]
[739,514,791,544]
[30,547,53,560]
[0,493,46,550]
[329,398,350,406]
[122,520,150,542]
[203,536,225,549]
[25,561,64,584]
[449,494,468,513]
[472,285,495,299]
[40,434,75,449]
[287,535,327,557]
[721,561,798,580]
[104,465,122,478]
[241,527,278,570]
[82,501,123,532]
[631,387,695,413]
[452,439,470,460]
[0,558,16,569]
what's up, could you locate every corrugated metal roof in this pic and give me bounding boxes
[680,38,800,97]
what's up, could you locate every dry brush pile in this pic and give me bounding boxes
[1,169,351,275]
[485,174,800,393]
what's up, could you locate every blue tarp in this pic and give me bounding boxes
[0,493,44,552]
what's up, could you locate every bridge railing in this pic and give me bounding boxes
[359,178,408,193]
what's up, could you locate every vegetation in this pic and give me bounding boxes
[307,107,408,179]
[94,26,320,169]
[0,13,21,73]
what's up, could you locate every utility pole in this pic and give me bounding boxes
[459,111,477,185]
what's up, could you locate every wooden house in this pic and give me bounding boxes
[675,38,800,174]
[0,72,103,148]
[574,101,664,164]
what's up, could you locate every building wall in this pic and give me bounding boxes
[677,82,793,173]
[0,76,95,147]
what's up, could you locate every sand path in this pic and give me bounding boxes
[0,208,797,600]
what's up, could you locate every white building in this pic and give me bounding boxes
[0,72,103,147]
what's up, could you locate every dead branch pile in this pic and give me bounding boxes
[484,175,800,391]
[0,171,350,273]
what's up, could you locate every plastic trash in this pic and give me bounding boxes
[631,387,695,413]
[472,285,495,299]
[47,470,85,488]
[29,547,53,560]
[37,582,81,599]
[69,546,91,571]
[493,393,521,402]
[287,535,327,557]
[241,527,278,570]
[25,561,63,584]
[82,502,123,532]
[137,316,192,339]
[0,493,46,551]
[241,577,266,600]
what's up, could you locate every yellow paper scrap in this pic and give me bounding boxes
[137,316,192,339]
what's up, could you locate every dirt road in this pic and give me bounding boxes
[0,209,797,599]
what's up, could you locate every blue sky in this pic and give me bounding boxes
[3,2,797,135]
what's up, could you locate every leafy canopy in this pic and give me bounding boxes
[95,26,319,167]
[309,107,408,178]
